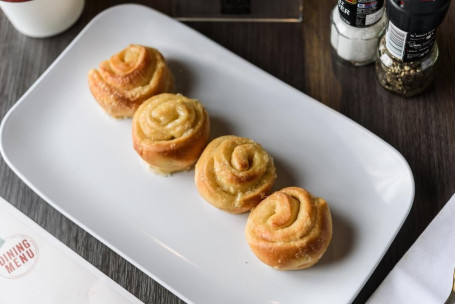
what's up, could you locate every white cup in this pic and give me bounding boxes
[0,0,85,38]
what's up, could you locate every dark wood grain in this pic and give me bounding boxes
[1,0,454,303]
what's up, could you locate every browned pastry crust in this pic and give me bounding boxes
[194,135,276,213]
[132,93,210,175]
[245,187,332,270]
[88,44,173,118]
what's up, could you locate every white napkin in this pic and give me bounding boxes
[368,194,455,303]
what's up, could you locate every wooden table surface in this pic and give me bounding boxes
[1,1,454,303]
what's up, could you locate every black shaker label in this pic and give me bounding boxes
[338,0,384,27]
[386,21,437,62]
[404,29,437,62]
[220,0,251,14]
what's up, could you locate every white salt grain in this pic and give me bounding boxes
[330,7,387,66]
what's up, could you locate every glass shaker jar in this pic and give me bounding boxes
[330,0,387,66]
[376,35,439,97]
[375,0,451,97]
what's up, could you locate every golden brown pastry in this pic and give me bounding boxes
[194,135,276,213]
[132,93,210,175]
[245,187,332,270]
[88,44,173,118]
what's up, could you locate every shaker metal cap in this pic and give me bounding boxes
[387,0,452,32]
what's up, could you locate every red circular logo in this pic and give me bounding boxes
[0,234,39,279]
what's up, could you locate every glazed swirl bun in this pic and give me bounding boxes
[88,44,173,118]
[132,93,210,175]
[195,135,276,213]
[245,187,332,270]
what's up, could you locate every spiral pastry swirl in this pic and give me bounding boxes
[195,135,276,213]
[88,44,173,118]
[132,93,210,175]
[245,187,332,270]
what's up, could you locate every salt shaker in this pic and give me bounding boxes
[376,0,451,97]
[330,0,387,66]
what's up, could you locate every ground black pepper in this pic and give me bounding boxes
[375,0,450,97]
[376,36,439,97]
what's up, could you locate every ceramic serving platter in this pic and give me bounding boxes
[0,5,414,303]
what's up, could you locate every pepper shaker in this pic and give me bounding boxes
[375,0,451,97]
[330,0,388,66]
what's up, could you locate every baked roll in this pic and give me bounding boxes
[245,187,332,270]
[195,135,276,213]
[132,93,210,175]
[88,44,173,118]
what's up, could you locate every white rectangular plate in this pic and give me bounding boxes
[0,4,414,304]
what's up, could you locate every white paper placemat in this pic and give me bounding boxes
[0,196,142,304]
